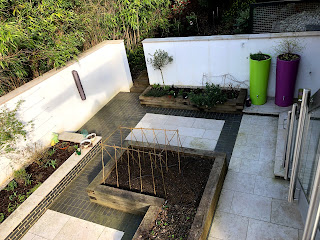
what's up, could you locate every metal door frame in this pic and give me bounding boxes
[284,104,298,180]
[288,89,311,202]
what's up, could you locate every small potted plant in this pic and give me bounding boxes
[274,38,304,107]
[80,139,92,149]
[56,141,70,150]
[85,133,96,142]
[249,52,271,105]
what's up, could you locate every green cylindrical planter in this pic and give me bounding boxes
[250,54,271,105]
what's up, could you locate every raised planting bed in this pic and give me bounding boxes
[0,135,102,240]
[0,141,78,223]
[139,85,247,114]
[87,142,227,240]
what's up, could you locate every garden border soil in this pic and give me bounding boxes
[139,86,247,113]
[86,141,227,240]
[0,136,102,240]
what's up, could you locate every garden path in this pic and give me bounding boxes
[208,114,304,240]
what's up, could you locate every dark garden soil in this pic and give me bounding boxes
[0,141,77,222]
[103,149,215,239]
[144,85,239,100]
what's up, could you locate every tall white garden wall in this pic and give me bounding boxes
[143,31,320,97]
[0,40,132,188]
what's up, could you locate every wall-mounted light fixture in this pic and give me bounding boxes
[72,70,86,100]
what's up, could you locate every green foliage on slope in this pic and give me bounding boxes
[0,0,171,96]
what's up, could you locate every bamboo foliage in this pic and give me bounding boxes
[101,126,184,197]
[0,0,171,96]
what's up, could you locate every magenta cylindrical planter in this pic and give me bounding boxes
[275,55,300,107]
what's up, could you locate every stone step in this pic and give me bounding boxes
[132,70,149,87]
[130,85,149,93]
[274,111,289,178]
[58,132,86,143]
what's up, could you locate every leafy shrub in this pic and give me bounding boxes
[172,0,191,15]
[0,213,4,223]
[234,8,251,34]
[127,45,147,79]
[144,87,169,97]
[222,0,255,34]
[188,83,227,108]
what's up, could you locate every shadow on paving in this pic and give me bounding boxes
[49,92,242,239]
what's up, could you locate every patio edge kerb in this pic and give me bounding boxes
[0,136,102,240]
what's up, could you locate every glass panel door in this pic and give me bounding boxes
[298,107,320,202]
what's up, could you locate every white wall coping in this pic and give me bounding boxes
[0,40,124,106]
[0,136,102,240]
[142,31,320,43]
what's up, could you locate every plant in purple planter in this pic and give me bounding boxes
[274,38,305,107]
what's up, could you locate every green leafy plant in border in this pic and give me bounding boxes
[0,100,31,154]
[189,83,227,109]
[0,213,4,223]
[4,180,17,192]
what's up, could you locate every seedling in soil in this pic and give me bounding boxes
[48,148,56,156]
[5,180,17,192]
[17,194,26,203]
[7,202,19,213]
[0,213,4,223]
[9,191,17,201]
[25,174,33,186]
[45,159,57,169]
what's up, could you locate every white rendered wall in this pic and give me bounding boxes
[143,31,320,97]
[0,40,132,188]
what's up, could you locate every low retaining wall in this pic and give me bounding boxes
[0,39,132,188]
[87,142,227,240]
[0,136,102,240]
[143,31,320,98]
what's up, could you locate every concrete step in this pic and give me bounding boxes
[130,85,148,93]
[130,70,149,93]
[274,111,289,178]
[133,70,149,87]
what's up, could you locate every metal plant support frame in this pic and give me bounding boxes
[100,126,184,197]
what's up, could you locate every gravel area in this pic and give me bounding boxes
[277,8,320,32]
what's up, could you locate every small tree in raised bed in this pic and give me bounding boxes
[148,49,173,85]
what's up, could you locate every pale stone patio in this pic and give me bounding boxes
[126,113,225,150]
[21,210,124,240]
[208,114,304,240]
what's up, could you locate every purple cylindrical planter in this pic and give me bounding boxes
[275,55,300,107]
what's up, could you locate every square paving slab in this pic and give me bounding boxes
[22,210,124,240]
[125,113,225,151]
